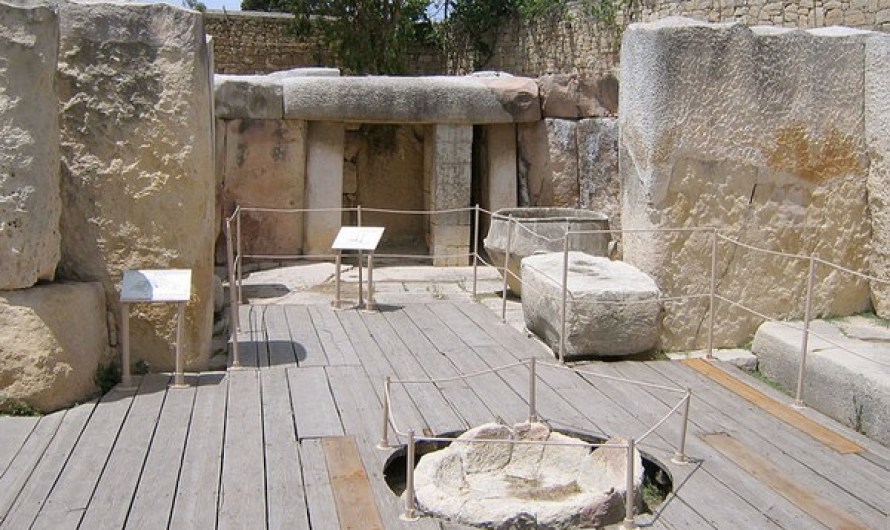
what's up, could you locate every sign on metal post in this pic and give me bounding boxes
[120,269,192,389]
[331,226,385,311]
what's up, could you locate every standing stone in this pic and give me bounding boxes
[865,33,890,317]
[578,117,621,231]
[304,121,345,255]
[517,119,580,208]
[220,119,307,258]
[0,5,60,290]
[56,3,215,370]
[537,73,619,119]
[620,19,872,350]
[0,282,111,412]
[425,124,472,265]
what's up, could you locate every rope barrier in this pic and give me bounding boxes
[637,394,689,443]
[540,361,686,394]
[389,361,527,385]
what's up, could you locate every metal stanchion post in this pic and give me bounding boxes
[332,250,343,309]
[707,228,717,360]
[365,252,376,312]
[622,438,637,530]
[559,236,569,364]
[528,357,537,423]
[501,216,513,322]
[171,302,188,388]
[473,204,480,299]
[120,303,134,388]
[401,429,419,521]
[377,376,391,449]
[236,210,243,304]
[794,255,816,409]
[672,389,691,464]
[225,218,241,368]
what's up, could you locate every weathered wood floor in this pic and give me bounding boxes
[1,302,888,529]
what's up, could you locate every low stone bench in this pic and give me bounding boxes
[522,252,661,358]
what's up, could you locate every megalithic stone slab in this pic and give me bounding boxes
[0,4,60,290]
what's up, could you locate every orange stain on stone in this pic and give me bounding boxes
[765,124,862,183]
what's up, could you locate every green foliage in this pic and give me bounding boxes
[0,399,41,417]
[95,362,121,395]
[182,0,207,11]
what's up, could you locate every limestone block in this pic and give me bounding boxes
[538,73,619,119]
[427,125,472,265]
[578,118,621,231]
[517,119,581,208]
[864,33,890,317]
[214,75,283,119]
[522,253,661,358]
[282,75,541,124]
[55,3,215,370]
[0,4,60,290]
[304,121,344,255]
[220,119,307,258]
[620,19,872,351]
[0,282,111,413]
[752,319,890,446]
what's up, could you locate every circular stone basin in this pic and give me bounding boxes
[483,208,610,296]
[411,422,643,529]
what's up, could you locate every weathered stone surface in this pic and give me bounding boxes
[752,318,890,446]
[0,282,111,413]
[56,3,215,370]
[0,4,60,290]
[214,75,283,119]
[282,75,541,124]
[484,208,610,295]
[864,33,890,317]
[538,73,619,118]
[522,252,661,357]
[578,118,621,231]
[426,124,472,266]
[218,119,307,259]
[304,121,344,255]
[620,18,872,351]
[413,422,643,529]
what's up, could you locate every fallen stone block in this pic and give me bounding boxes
[522,252,661,358]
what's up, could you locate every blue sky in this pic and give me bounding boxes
[143,0,243,11]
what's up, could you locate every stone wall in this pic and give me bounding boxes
[204,10,444,75]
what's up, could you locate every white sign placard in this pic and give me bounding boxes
[331,226,385,251]
[121,269,192,302]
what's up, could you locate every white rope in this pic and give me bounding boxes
[540,361,686,394]
[716,233,811,261]
[814,256,890,285]
[413,434,626,449]
[637,394,689,443]
[389,361,527,385]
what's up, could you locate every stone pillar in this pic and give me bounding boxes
[304,121,345,255]
[578,117,620,230]
[865,33,890,317]
[426,124,472,266]
[0,4,60,290]
[56,3,215,370]
[486,124,518,212]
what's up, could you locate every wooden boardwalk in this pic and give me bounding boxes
[1,301,888,529]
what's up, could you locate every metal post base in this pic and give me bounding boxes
[330,300,354,310]
[791,400,807,410]
[399,511,419,522]
[671,453,689,465]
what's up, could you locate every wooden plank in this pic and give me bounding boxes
[324,365,439,530]
[301,438,340,529]
[334,310,425,441]
[169,372,228,529]
[703,432,868,530]
[684,358,863,454]
[80,374,170,529]
[361,311,464,436]
[322,436,384,530]
[255,305,271,369]
[283,305,327,366]
[0,405,94,530]
[287,367,345,439]
[263,305,299,367]
[30,385,137,529]
[648,361,890,523]
[0,416,39,479]
[595,361,819,530]
[308,305,361,366]
[261,368,311,530]
[125,377,197,529]
[0,411,67,524]
[218,369,266,530]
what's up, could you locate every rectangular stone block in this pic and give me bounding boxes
[304,121,345,255]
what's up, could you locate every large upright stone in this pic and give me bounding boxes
[0,5,60,290]
[579,118,621,231]
[518,119,580,208]
[620,19,873,350]
[304,121,345,256]
[56,3,215,370]
[864,33,890,317]
[0,282,111,413]
[425,125,472,265]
